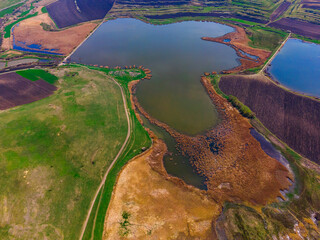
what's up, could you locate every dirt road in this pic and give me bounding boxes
[78,68,132,240]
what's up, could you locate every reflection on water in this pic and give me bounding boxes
[269,38,320,97]
[70,18,240,135]
[70,18,241,188]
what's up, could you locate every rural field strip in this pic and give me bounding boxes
[0,0,26,12]
[79,67,132,240]
[260,32,291,73]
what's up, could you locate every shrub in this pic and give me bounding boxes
[228,95,255,118]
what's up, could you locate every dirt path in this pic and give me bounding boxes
[78,68,132,240]
[260,33,291,73]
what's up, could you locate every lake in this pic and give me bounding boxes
[70,18,240,187]
[269,38,320,97]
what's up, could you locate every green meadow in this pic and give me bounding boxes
[0,66,150,239]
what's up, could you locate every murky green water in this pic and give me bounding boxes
[70,18,240,187]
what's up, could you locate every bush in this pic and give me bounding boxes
[228,95,255,118]
[40,22,52,31]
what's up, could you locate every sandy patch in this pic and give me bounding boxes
[103,136,220,239]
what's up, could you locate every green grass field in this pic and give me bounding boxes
[0,66,150,239]
[246,26,288,51]
[4,12,37,38]
[17,69,59,84]
[75,66,151,240]
[16,69,58,83]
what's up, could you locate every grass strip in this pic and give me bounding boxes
[0,2,24,18]
[4,12,37,38]
[16,69,58,84]
[80,66,151,240]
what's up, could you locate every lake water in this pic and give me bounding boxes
[70,18,240,135]
[70,18,240,187]
[269,38,320,97]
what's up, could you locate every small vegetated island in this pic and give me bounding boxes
[0,0,319,240]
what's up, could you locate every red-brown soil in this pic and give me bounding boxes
[269,18,320,39]
[131,77,291,205]
[47,0,114,28]
[0,72,57,110]
[13,14,98,55]
[219,74,320,164]
[202,26,271,73]
[270,2,291,22]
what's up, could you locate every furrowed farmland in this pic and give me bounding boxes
[0,71,57,110]
[47,0,115,28]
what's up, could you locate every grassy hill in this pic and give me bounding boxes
[0,66,150,239]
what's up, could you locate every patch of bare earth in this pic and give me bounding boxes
[13,13,98,55]
[202,26,271,73]
[103,136,221,239]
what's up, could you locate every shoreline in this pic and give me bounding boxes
[201,25,271,73]
[130,72,292,205]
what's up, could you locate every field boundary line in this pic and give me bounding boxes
[60,18,107,66]
[78,68,132,240]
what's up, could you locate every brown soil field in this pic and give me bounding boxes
[47,0,114,28]
[145,12,268,24]
[269,18,320,39]
[302,3,320,10]
[219,74,320,164]
[103,134,221,239]
[202,26,271,73]
[131,77,291,205]
[13,13,97,55]
[0,72,57,110]
[270,1,291,22]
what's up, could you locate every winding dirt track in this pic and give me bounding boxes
[78,68,132,240]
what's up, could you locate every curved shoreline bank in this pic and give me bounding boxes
[201,25,271,73]
[130,73,292,205]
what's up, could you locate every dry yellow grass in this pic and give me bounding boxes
[13,13,97,55]
[103,138,221,239]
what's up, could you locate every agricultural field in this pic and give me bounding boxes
[0,0,23,10]
[13,13,98,55]
[0,66,150,239]
[0,70,57,110]
[219,73,320,163]
[47,0,115,28]
[269,17,320,39]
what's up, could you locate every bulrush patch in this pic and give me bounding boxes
[131,77,292,205]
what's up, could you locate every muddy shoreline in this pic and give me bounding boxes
[130,72,292,205]
[202,25,271,73]
[128,80,211,197]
